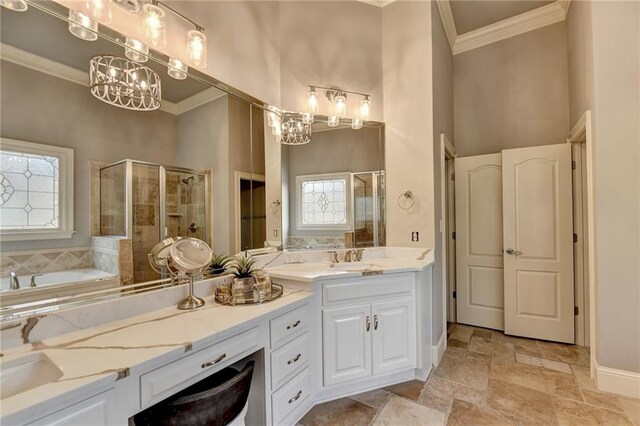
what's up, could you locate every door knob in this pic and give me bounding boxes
[505,248,521,255]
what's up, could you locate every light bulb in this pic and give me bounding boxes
[68,10,98,41]
[351,118,363,130]
[328,116,339,127]
[167,58,188,80]
[125,38,148,63]
[360,97,371,121]
[84,0,111,23]
[143,3,166,48]
[187,30,207,68]
[333,94,346,118]
[0,0,27,11]
[301,112,314,125]
[307,88,319,114]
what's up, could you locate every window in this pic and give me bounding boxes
[0,138,74,241]
[296,173,352,231]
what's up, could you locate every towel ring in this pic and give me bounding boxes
[397,190,415,211]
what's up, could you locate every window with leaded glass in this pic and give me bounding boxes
[296,173,352,231]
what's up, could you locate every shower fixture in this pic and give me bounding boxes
[182,176,194,184]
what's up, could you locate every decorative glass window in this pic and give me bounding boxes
[0,138,74,241]
[296,173,352,231]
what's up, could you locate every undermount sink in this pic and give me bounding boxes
[328,263,378,270]
[0,353,63,399]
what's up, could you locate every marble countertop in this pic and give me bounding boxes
[0,288,312,422]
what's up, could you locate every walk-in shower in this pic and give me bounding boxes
[99,160,211,283]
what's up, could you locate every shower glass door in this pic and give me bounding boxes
[164,169,208,243]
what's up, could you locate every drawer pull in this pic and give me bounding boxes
[287,353,302,365]
[288,390,302,404]
[366,315,371,332]
[374,314,379,331]
[286,320,301,330]
[201,353,226,368]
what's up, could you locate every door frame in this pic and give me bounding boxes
[234,171,266,254]
[566,110,597,378]
[440,133,456,330]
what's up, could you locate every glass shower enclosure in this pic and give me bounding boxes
[352,171,386,247]
[99,160,211,283]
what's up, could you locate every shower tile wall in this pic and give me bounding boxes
[99,162,126,236]
[165,172,206,242]
[132,164,160,283]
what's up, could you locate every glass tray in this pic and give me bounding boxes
[215,283,283,306]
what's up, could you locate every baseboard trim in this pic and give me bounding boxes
[596,363,640,399]
[432,330,447,367]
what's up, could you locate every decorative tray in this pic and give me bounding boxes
[215,282,283,306]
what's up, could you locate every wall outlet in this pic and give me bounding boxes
[411,231,419,242]
[273,229,279,237]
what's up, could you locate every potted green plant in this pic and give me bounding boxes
[208,253,232,276]
[231,254,260,301]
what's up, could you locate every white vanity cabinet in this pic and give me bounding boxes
[321,274,416,387]
[26,388,117,426]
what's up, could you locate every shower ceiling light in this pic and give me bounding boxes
[124,37,149,63]
[0,0,27,12]
[68,10,98,41]
[281,114,311,145]
[89,55,161,111]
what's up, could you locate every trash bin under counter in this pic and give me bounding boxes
[134,361,255,426]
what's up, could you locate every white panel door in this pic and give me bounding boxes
[455,154,505,330]
[502,144,574,343]
[322,304,371,386]
[371,299,415,375]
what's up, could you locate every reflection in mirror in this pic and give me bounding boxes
[280,122,386,250]
[0,3,268,313]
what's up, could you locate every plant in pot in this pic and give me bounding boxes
[231,254,260,303]
[208,253,232,276]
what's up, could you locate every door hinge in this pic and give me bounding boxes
[451,173,455,181]
[453,291,457,299]
[573,233,578,243]
[574,306,579,315]
[572,160,576,170]
[452,232,456,240]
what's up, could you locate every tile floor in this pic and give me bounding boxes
[299,323,640,425]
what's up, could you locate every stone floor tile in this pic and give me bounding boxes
[472,329,493,340]
[489,358,583,401]
[447,399,518,426]
[298,397,377,426]
[554,397,634,425]
[449,324,475,343]
[492,332,540,351]
[349,388,391,409]
[485,379,557,425]
[454,383,488,406]
[383,379,426,401]
[420,376,458,413]
[374,395,446,426]
[448,338,469,350]
[571,365,598,392]
[443,346,466,360]
[581,390,626,413]
[537,340,590,367]
[434,351,490,390]
[619,397,640,425]
[516,353,573,374]
[515,344,543,357]
[468,336,516,361]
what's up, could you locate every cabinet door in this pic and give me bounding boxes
[323,304,371,386]
[372,299,416,375]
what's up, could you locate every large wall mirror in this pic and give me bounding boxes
[0,1,268,312]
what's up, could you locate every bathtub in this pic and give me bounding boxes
[0,268,120,308]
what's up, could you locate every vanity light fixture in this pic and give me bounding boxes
[303,87,319,124]
[124,37,149,63]
[303,85,372,130]
[84,0,112,24]
[0,0,27,12]
[280,114,312,145]
[68,10,98,41]
[167,58,188,80]
[327,116,340,128]
[143,1,166,48]
[89,55,161,111]
[187,29,207,68]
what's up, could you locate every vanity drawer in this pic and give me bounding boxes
[271,367,310,425]
[140,326,259,408]
[270,304,308,349]
[322,274,413,306]
[271,332,309,390]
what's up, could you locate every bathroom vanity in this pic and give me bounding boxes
[0,248,433,425]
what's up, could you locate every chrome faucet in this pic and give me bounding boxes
[344,249,364,263]
[9,272,20,290]
[30,273,43,288]
[327,250,340,265]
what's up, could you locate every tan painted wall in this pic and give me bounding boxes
[453,23,570,157]
[566,0,594,127]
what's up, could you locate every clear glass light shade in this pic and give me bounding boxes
[0,0,27,11]
[281,115,312,145]
[84,0,112,23]
[301,112,314,125]
[187,30,207,68]
[307,88,319,114]
[333,94,346,118]
[125,38,148,63]
[267,112,278,128]
[351,118,363,130]
[143,3,166,48]
[327,115,339,127]
[68,10,98,41]
[360,97,371,121]
[167,58,188,80]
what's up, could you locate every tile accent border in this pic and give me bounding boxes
[0,247,92,277]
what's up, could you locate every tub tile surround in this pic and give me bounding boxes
[91,236,133,284]
[0,247,93,277]
[300,324,640,426]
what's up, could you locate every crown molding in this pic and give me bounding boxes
[0,43,224,115]
[436,1,571,56]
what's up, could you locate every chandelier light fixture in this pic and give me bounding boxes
[280,114,312,145]
[89,55,161,111]
[305,86,372,130]
[68,9,98,41]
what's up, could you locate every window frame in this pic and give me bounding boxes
[0,138,74,241]
[295,172,353,232]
